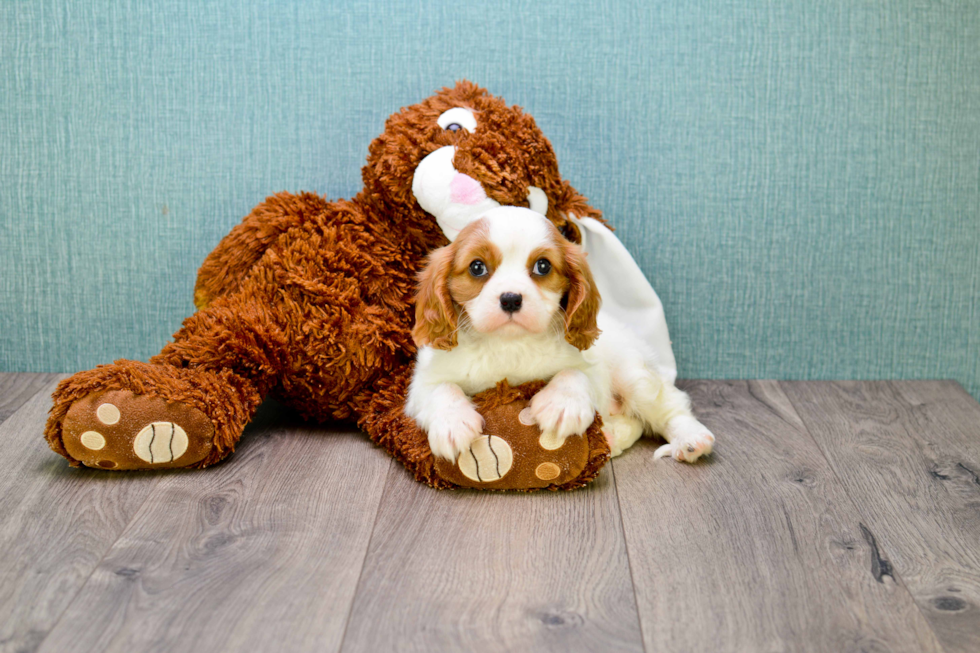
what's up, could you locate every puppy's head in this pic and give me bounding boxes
[413,206,601,351]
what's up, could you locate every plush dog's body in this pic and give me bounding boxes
[407,207,715,462]
[45,82,612,486]
[44,81,689,489]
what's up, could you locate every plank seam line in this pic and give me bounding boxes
[336,456,393,653]
[609,460,649,652]
[33,474,165,651]
[777,380,950,652]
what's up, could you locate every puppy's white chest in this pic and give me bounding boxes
[426,335,584,396]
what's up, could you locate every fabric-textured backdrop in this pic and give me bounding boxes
[2,0,978,400]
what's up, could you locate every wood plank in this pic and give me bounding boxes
[0,372,62,424]
[37,404,391,653]
[341,464,643,652]
[0,375,162,653]
[784,380,980,653]
[615,380,943,653]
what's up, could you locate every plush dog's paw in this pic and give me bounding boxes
[526,370,595,446]
[58,389,216,470]
[426,406,485,461]
[654,428,715,463]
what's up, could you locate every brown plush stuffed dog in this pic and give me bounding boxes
[44,81,611,489]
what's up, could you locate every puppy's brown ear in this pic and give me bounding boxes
[413,245,459,350]
[562,241,602,350]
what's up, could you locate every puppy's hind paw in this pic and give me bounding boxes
[654,430,715,463]
[601,414,645,457]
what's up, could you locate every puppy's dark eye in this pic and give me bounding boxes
[446,123,462,132]
[469,260,488,277]
[532,258,552,276]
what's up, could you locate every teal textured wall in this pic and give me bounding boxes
[1,0,978,400]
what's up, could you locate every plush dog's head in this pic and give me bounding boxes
[361,81,605,249]
[413,206,601,351]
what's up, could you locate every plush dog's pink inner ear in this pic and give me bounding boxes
[450,173,486,205]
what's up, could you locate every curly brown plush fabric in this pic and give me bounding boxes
[45,81,611,489]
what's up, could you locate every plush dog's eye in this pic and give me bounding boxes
[532,258,552,276]
[437,107,477,133]
[469,260,488,277]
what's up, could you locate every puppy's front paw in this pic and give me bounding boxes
[427,407,484,461]
[527,370,595,443]
[654,428,715,463]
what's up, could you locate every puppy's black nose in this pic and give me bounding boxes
[500,292,523,313]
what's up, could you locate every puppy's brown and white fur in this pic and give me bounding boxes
[407,206,715,463]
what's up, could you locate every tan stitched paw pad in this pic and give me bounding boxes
[457,435,513,482]
[61,390,214,470]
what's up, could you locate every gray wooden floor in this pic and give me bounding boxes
[1,374,979,653]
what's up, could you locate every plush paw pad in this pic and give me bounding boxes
[457,435,513,482]
[133,422,190,464]
[61,390,215,470]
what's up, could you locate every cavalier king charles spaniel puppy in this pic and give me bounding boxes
[406,206,715,464]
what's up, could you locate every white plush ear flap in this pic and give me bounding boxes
[567,214,678,383]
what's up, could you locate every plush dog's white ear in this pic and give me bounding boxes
[568,213,677,383]
[413,245,459,350]
[561,241,601,350]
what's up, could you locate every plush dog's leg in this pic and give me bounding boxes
[47,288,284,470]
[47,360,261,469]
[194,192,329,310]
[48,197,426,470]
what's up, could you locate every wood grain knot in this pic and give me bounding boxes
[932,596,968,612]
[537,609,584,628]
